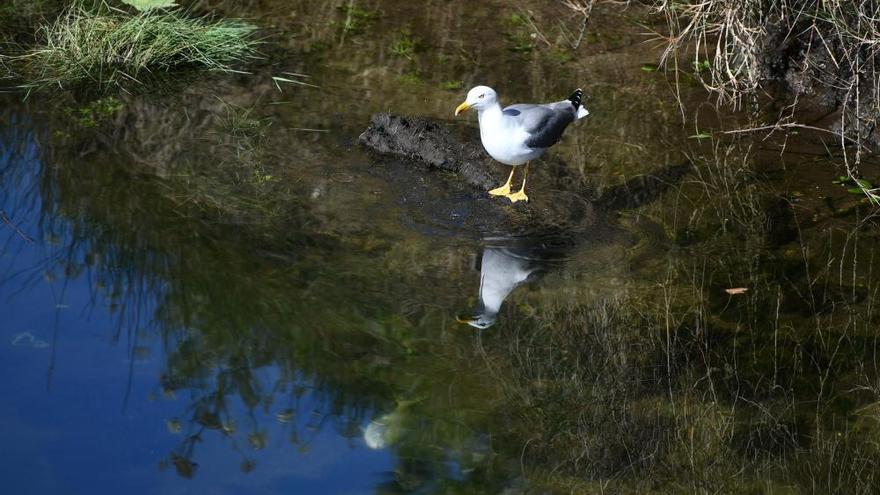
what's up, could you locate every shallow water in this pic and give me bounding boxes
[3,1,880,494]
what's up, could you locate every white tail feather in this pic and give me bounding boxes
[576,106,589,119]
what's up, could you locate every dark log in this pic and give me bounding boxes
[359,113,498,190]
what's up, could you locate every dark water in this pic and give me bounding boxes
[3,1,880,494]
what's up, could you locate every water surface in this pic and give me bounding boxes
[3,1,880,494]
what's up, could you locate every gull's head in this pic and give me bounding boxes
[454,85,497,116]
[455,310,497,330]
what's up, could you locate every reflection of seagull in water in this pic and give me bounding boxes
[457,238,566,329]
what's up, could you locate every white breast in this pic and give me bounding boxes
[479,248,535,314]
[478,107,543,166]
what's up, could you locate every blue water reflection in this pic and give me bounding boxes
[0,121,395,495]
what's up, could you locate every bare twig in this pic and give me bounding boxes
[560,0,595,50]
[720,122,860,143]
[1,210,33,243]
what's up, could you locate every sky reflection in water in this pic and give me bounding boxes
[0,126,397,495]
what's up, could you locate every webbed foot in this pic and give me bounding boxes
[488,184,512,196]
[507,190,529,203]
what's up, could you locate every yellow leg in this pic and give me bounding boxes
[488,167,516,196]
[507,163,529,203]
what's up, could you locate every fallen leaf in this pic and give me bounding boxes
[724,287,749,295]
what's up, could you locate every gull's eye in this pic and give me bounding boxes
[479,94,485,99]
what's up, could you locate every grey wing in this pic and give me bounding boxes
[504,103,576,149]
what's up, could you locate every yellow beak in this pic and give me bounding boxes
[455,314,471,324]
[454,102,471,116]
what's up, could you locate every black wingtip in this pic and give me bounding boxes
[567,88,583,108]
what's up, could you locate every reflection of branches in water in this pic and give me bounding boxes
[158,364,370,478]
[2,113,164,395]
[2,98,399,475]
[1,122,43,282]
[1,210,34,243]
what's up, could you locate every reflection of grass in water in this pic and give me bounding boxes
[398,72,421,85]
[489,295,685,482]
[390,30,417,59]
[476,142,880,492]
[63,95,124,128]
[0,0,61,31]
[491,280,880,492]
[13,2,258,90]
[156,99,291,222]
[335,1,378,35]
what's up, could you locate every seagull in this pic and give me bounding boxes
[454,85,589,203]
[457,244,540,329]
[456,235,570,329]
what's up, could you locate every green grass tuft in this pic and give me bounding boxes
[390,32,417,58]
[13,3,259,90]
[335,3,377,35]
[441,80,463,90]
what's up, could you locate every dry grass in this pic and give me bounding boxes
[655,0,880,200]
